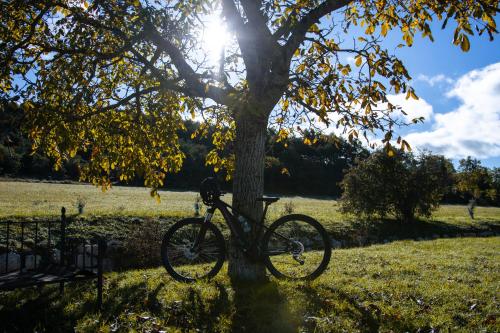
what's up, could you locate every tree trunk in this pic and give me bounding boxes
[228,110,268,281]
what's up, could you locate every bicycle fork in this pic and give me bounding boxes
[192,208,214,250]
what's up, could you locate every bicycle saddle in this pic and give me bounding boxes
[256,197,280,203]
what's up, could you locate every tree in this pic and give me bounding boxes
[340,150,454,223]
[491,168,500,205]
[1,0,497,280]
[456,157,497,203]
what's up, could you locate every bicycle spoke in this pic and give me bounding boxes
[162,220,225,282]
[265,217,330,280]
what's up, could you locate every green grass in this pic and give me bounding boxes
[1,237,498,332]
[1,180,499,227]
[0,180,199,218]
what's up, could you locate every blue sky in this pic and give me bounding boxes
[372,22,500,168]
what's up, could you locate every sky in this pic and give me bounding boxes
[368,22,500,168]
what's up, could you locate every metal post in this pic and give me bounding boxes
[34,221,38,269]
[97,239,104,310]
[59,207,66,294]
[60,207,66,265]
[5,222,9,273]
[20,222,25,271]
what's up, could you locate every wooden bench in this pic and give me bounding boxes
[0,207,105,308]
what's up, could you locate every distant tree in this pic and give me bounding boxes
[266,132,369,196]
[0,102,23,175]
[0,144,21,175]
[340,151,454,223]
[456,157,497,204]
[491,168,500,205]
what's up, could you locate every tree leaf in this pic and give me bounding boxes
[460,35,470,52]
[355,55,363,67]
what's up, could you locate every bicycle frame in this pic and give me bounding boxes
[193,197,274,252]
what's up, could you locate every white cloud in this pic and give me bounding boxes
[416,73,453,87]
[405,62,500,159]
[309,93,434,137]
[387,93,434,122]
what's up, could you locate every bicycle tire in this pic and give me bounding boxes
[263,214,331,280]
[161,218,225,283]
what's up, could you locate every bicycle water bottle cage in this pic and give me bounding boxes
[200,177,221,205]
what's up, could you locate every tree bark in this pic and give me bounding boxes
[228,108,268,281]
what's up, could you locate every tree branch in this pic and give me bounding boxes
[282,0,354,61]
[240,0,273,41]
[142,26,231,104]
[221,0,247,46]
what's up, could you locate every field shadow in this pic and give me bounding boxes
[297,284,422,333]
[335,218,499,247]
[0,276,232,332]
[0,282,97,333]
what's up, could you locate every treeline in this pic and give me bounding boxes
[0,102,498,205]
[0,102,367,197]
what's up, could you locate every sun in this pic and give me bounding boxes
[200,15,230,66]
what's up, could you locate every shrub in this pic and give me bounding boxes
[119,219,165,269]
[283,201,295,215]
[340,150,453,223]
[76,196,87,214]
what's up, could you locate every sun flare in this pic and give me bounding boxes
[200,15,230,66]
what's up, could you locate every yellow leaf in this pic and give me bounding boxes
[365,25,375,35]
[281,168,290,176]
[410,90,419,100]
[298,87,305,100]
[406,89,419,100]
[403,32,413,47]
[381,22,389,37]
[309,24,320,33]
[402,140,412,152]
[460,35,470,52]
[296,63,306,73]
[341,66,351,76]
[282,99,289,110]
[355,55,363,67]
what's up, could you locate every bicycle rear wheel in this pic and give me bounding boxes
[263,214,331,280]
[161,218,225,282]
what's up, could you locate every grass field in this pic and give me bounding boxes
[1,237,498,332]
[1,180,499,228]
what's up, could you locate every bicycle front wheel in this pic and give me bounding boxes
[161,218,225,282]
[263,214,331,280]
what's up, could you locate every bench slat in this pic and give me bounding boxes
[0,268,97,291]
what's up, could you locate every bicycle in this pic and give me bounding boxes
[161,177,331,282]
